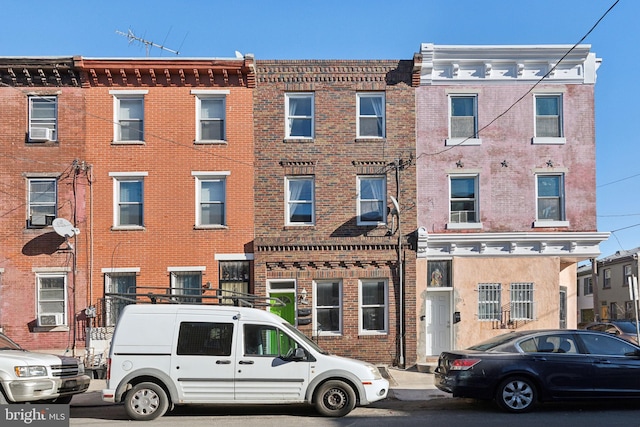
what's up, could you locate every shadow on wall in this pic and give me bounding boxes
[22,232,66,256]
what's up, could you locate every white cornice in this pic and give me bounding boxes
[416,228,610,261]
[418,43,600,85]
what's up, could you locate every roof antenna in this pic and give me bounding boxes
[116,28,180,56]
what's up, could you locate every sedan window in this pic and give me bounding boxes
[519,334,578,354]
[580,333,638,356]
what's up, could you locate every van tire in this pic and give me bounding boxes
[124,382,169,421]
[314,380,356,417]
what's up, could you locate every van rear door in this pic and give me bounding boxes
[170,318,237,402]
[235,323,310,403]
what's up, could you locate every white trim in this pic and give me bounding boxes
[191,89,230,95]
[532,137,566,145]
[101,267,140,273]
[285,92,314,139]
[109,90,149,95]
[313,280,343,337]
[215,253,254,261]
[447,222,483,230]
[445,137,482,146]
[32,267,71,272]
[358,279,389,336]
[191,171,231,176]
[109,172,148,177]
[168,266,206,272]
[533,220,570,228]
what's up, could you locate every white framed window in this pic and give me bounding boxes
[535,173,567,227]
[110,172,146,228]
[29,95,57,142]
[583,277,593,296]
[37,273,67,327]
[359,279,388,335]
[104,271,137,326]
[314,281,342,336]
[511,282,534,320]
[193,172,228,227]
[447,94,481,145]
[604,269,611,289]
[357,93,385,138]
[169,267,204,303]
[110,90,147,142]
[534,94,564,144]
[624,264,632,287]
[478,283,501,321]
[28,178,57,227]
[285,93,314,139]
[357,176,386,225]
[193,90,228,142]
[286,176,314,225]
[448,175,480,229]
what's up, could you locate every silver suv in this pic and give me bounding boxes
[0,331,90,403]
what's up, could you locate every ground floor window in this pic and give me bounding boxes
[359,279,388,334]
[511,282,534,320]
[37,273,67,327]
[314,280,342,335]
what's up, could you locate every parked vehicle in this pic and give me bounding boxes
[435,329,640,413]
[0,331,90,404]
[583,320,640,344]
[103,304,389,421]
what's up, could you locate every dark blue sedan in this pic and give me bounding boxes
[435,329,640,413]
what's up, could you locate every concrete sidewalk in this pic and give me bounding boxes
[76,366,449,405]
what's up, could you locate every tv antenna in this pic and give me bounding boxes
[116,29,180,56]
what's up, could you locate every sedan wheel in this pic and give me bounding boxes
[496,376,536,413]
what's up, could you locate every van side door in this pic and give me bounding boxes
[171,319,236,402]
[235,323,310,403]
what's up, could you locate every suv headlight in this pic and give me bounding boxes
[77,362,85,375]
[15,366,47,377]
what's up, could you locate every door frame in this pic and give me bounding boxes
[425,288,453,356]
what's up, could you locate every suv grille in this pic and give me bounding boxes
[51,360,80,378]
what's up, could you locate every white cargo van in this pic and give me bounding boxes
[102,304,388,420]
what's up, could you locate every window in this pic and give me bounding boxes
[357,176,386,225]
[624,265,632,287]
[580,333,637,356]
[357,93,385,138]
[536,174,566,225]
[534,94,564,141]
[511,282,534,320]
[219,261,250,304]
[104,272,136,326]
[29,96,57,141]
[194,91,227,142]
[447,95,480,145]
[111,91,147,142]
[111,174,145,227]
[449,175,479,228]
[285,93,314,138]
[195,174,227,226]
[583,277,593,296]
[28,178,57,227]
[603,269,611,289]
[314,281,342,335]
[478,283,501,321]
[177,322,234,356]
[359,280,388,334]
[170,270,203,303]
[286,176,314,225]
[244,324,299,357]
[37,274,67,327]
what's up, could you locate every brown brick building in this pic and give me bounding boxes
[253,59,419,366]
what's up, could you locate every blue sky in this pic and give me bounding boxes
[2,0,634,259]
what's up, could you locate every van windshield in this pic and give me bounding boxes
[282,322,328,355]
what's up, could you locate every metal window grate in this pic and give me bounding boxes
[478,283,501,320]
[511,282,534,320]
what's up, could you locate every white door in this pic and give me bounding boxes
[425,292,451,356]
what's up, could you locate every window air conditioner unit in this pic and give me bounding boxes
[38,313,64,327]
[30,214,55,226]
[30,127,53,141]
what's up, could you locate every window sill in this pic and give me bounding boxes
[27,140,58,145]
[533,220,570,228]
[194,140,227,145]
[111,140,145,145]
[447,222,483,230]
[358,331,389,337]
[111,226,146,231]
[283,224,315,229]
[284,138,314,143]
[33,326,69,333]
[355,137,386,143]
[532,137,566,145]
[194,225,228,230]
[357,221,387,227]
[445,137,482,146]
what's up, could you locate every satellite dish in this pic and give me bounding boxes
[390,196,400,215]
[52,218,80,238]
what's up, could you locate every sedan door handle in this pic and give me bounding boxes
[216,360,231,365]
[594,359,612,364]
[239,360,254,365]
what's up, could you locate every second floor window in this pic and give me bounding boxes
[624,264,632,287]
[357,176,386,225]
[603,269,611,289]
[29,96,57,142]
[357,93,385,138]
[112,174,145,227]
[536,174,565,222]
[28,178,57,227]
[285,93,314,138]
[286,176,314,225]
[583,277,593,296]
[449,175,478,224]
[450,95,478,139]
[195,175,226,226]
[535,94,563,138]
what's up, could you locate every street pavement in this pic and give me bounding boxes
[71,365,450,407]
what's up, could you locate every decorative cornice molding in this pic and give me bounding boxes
[0,58,80,87]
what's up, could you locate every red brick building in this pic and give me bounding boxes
[0,58,89,352]
[253,59,419,366]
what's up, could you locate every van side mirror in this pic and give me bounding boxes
[285,347,307,361]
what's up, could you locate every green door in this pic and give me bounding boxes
[269,292,295,324]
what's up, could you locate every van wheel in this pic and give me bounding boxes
[124,382,169,421]
[314,380,356,417]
